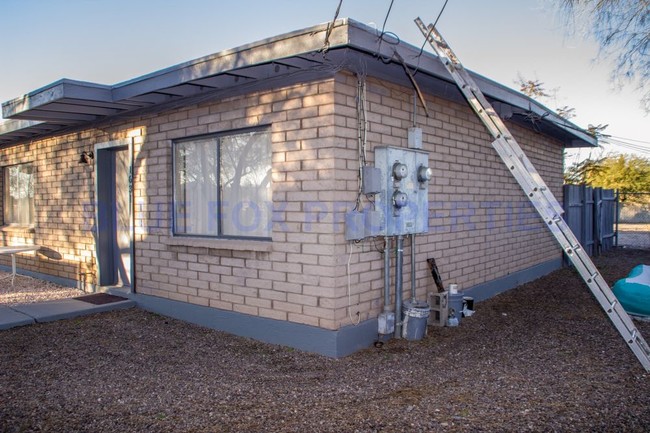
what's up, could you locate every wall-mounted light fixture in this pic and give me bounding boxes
[79,151,94,165]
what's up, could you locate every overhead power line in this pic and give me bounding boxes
[413,0,451,75]
[606,135,650,145]
[380,0,395,36]
[599,137,650,156]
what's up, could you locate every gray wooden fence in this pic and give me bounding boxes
[563,185,616,256]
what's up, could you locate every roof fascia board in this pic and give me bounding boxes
[2,79,113,119]
[111,20,351,101]
[0,119,44,135]
[112,68,339,123]
[342,19,596,147]
[0,17,594,148]
[470,72,596,146]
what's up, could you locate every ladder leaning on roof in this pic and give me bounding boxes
[414,17,650,371]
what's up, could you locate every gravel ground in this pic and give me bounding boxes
[0,271,84,306]
[1,248,650,432]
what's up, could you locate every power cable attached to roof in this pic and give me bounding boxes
[380,0,395,36]
[393,50,431,118]
[376,0,400,60]
[413,0,450,75]
[320,0,344,53]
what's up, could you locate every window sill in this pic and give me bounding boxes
[163,236,273,252]
[0,225,36,234]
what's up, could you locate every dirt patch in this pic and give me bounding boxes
[1,248,650,432]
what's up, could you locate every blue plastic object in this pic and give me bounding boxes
[612,265,650,317]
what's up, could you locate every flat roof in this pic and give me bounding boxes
[0,18,596,148]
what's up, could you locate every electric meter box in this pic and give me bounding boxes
[408,127,423,149]
[344,208,385,241]
[362,166,382,195]
[375,146,431,236]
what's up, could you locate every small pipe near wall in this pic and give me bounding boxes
[384,236,391,312]
[410,233,416,300]
[394,235,404,338]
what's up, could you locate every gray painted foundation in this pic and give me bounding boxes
[5,257,561,357]
[107,288,379,358]
[463,257,563,302]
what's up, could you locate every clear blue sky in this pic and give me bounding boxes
[1,0,648,162]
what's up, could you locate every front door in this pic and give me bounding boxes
[95,143,132,287]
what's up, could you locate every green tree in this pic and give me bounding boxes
[564,157,604,185]
[559,0,650,112]
[565,154,650,199]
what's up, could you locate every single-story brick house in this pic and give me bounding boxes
[0,19,595,356]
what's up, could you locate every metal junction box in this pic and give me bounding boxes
[375,146,430,236]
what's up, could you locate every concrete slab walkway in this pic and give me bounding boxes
[0,296,135,330]
[0,305,35,330]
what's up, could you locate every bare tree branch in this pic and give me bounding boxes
[559,0,650,112]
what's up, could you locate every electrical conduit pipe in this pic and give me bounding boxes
[394,235,404,338]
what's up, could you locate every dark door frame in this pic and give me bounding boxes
[94,138,135,292]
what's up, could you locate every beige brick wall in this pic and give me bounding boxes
[0,70,565,332]
[0,167,3,224]
[131,77,347,330]
[329,73,564,328]
[0,132,100,285]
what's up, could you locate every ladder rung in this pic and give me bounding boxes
[547,216,561,225]
[607,300,618,313]
[565,244,582,255]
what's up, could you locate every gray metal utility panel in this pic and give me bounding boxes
[375,146,430,236]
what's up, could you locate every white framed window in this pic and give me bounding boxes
[3,163,35,226]
[173,128,272,239]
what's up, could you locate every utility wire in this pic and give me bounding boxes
[321,0,343,53]
[413,0,450,75]
[433,0,450,27]
[380,0,395,35]
[600,138,650,155]
[607,135,650,145]
[376,0,396,54]
[542,115,650,155]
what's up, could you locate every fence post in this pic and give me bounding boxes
[581,184,587,254]
[615,189,620,247]
[595,187,603,256]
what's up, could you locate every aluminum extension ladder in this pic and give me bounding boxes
[414,17,650,371]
